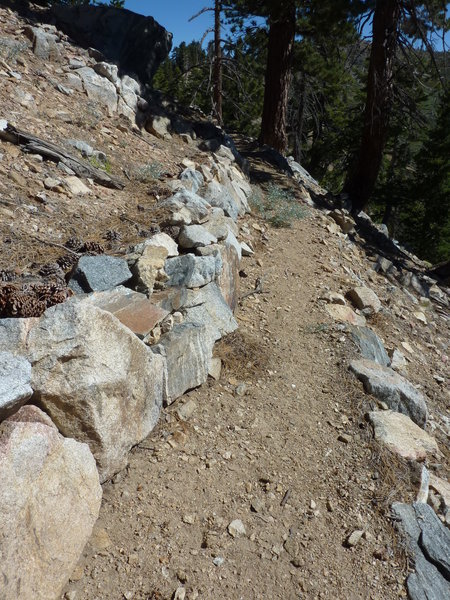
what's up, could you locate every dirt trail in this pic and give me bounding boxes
[64,213,408,600]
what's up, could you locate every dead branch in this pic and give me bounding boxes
[0,119,124,189]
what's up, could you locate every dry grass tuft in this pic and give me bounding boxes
[214,330,271,379]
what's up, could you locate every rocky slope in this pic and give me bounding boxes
[0,3,449,600]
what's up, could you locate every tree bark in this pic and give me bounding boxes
[259,1,296,154]
[344,0,400,214]
[213,0,223,125]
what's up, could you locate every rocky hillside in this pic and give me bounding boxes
[0,3,449,600]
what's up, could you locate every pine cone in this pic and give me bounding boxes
[39,262,65,280]
[0,270,16,282]
[65,237,84,251]
[103,230,122,242]
[0,280,72,318]
[81,241,105,255]
[57,253,79,271]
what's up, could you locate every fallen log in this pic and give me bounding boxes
[0,118,124,190]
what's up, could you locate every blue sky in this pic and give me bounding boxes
[124,1,449,52]
[124,1,218,48]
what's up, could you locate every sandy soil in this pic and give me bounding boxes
[62,214,413,600]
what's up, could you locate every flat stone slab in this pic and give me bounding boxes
[392,502,450,600]
[78,286,169,338]
[350,358,428,426]
[347,325,389,366]
[178,224,217,249]
[182,282,238,342]
[152,322,214,404]
[0,351,33,421]
[69,255,132,293]
[369,410,438,461]
[326,304,366,327]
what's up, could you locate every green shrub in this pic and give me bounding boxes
[134,162,165,183]
[250,183,308,228]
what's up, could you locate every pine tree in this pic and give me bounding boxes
[413,87,450,262]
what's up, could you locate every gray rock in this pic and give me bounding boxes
[118,80,139,114]
[390,349,408,371]
[69,255,132,293]
[165,254,217,288]
[67,139,94,157]
[133,232,178,257]
[178,225,217,249]
[179,168,204,194]
[286,156,324,195]
[241,241,254,256]
[215,145,235,162]
[27,302,166,482]
[391,502,450,600]
[202,208,239,240]
[0,352,32,421]
[145,115,172,139]
[93,61,119,84]
[183,282,238,341]
[376,256,393,274]
[159,189,211,226]
[50,3,172,85]
[203,180,239,221]
[414,502,450,579]
[224,229,242,261]
[65,72,84,91]
[152,322,214,405]
[121,74,141,95]
[0,405,102,600]
[349,358,428,427]
[76,67,118,115]
[347,325,390,366]
[24,26,61,61]
[347,286,381,313]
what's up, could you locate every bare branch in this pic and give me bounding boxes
[189,7,213,22]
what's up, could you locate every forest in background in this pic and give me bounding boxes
[37,1,449,265]
[153,0,449,265]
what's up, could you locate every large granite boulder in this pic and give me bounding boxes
[50,3,172,84]
[0,405,102,600]
[27,302,166,482]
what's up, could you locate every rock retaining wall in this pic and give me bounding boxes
[0,74,250,593]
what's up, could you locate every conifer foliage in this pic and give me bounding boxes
[152,0,448,262]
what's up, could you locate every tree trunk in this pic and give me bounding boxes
[213,0,223,125]
[259,1,296,154]
[344,0,400,214]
